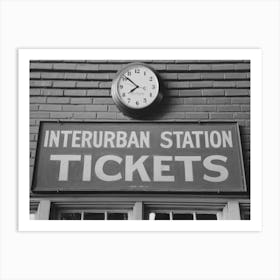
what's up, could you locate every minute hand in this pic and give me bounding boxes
[123,75,139,87]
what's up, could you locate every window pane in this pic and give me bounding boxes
[84,212,105,220]
[241,211,250,220]
[196,213,217,220]
[60,212,81,220]
[155,213,170,220]
[107,213,128,220]
[173,213,194,220]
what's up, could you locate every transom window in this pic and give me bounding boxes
[58,210,131,220]
[146,211,219,220]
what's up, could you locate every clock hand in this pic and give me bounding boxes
[128,86,139,94]
[123,75,139,87]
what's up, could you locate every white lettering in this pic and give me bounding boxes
[95,155,122,181]
[125,155,151,182]
[153,156,174,182]
[50,154,81,181]
[203,155,228,182]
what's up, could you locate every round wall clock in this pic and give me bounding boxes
[111,63,163,117]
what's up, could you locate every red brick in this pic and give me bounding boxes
[202,89,224,96]
[148,64,166,71]
[167,81,190,89]
[62,105,85,111]
[201,73,224,79]
[53,81,76,88]
[85,105,107,111]
[50,112,73,119]
[163,98,184,105]
[167,105,195,112]
[64,89,87,96]
[217,105,241,112]
[178,73,201,80]
[41,89,63,96]
[39,105,62,111]
[179,90,202,96]
[241,105,250,111]
[76,64,98,71]
[53,63,76,70]
[41,72,65,79]
[30,63,52,70]
[30,72,40,79]
[47,97,70,104]
[73,112,97,119]
[234,113,250,119]
[207,97,230,104]
[161,112,185,119]
[210,113,234,119]
[231,97,250,104]
[97,112,117,119]
[166,64,188,71]
[87,73,110,80]
[70,97,92,104]
[225,89,249,96]
[213,81,236,88]
[76,81,99,88]
[99,64,122,71]
[165,90,179,96]
[224,73,248,79]
[184,97,207,104]
[30,88,41,95]
[195,105,216,112]
[236,81,250,88]
[29,126,39,133]
[117,113,130,120]
[30,112,50,118]
[30,97,46,103]
[108,105,120,112]
[159,73,178,80]
[185,112,209,119]
[93,98,114,104]
[190,81,212,88]
[189,64,211,71]
[211,64,235,71]
[65,73,87,79]
[235,63,250,70]
[87,89,110,96]
[30,80,52,87]
[99,81,112,88]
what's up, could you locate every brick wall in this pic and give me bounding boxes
[30,60,250,190]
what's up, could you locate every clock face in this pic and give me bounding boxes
[116,65,159,109]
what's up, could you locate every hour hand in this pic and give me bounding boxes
[128,86,139,93]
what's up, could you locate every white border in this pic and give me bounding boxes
[18,49,262,231]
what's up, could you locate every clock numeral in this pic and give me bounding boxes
[152,84,155,89]
[127,71,131,76]
[150,92,153,97]
[122,93,126,97]
[120,85,123,89]
[143,98,147,103]
[149,76,153,81]
[127,98,131,103]
[136,101,139,106]
[135,68,140,74]
[144,71,146,76]
[122,77,127,82]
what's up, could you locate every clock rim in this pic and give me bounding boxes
[111,62,162,114]
[116,64,159,109]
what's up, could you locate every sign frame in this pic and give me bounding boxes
[31,121,247,194]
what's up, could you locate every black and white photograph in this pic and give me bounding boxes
[28,58,251,221]
[1,1,280,280]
